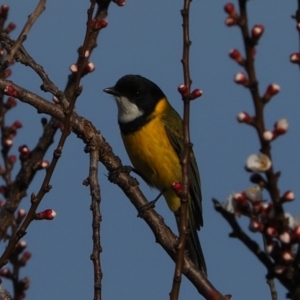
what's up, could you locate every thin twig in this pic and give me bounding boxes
[1,0,46,69]
[0,78,227,300]
[85,137,102,300]
[170,0,192,298]
[262,235,277,300]
[0,0,111,242]
[0,0,98,268]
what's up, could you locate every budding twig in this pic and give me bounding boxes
[1,0,46,69]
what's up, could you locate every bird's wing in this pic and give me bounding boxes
[162,108,203,228]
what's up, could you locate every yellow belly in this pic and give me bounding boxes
[121,116,181,212]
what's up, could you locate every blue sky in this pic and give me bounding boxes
[2,1,300,299]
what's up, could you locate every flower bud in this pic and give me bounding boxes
[249,219,263,232]
[274,118,288,135]
[178,84,188,96]
[225,17,237,26]
[20,252,32,266]
[5,22,16,33]
[279,231,291,244]
[282,251,293,262]
[90,19,108,30]
[18,145,30,159]
[262,84,280,102]
[251,24,264,40]
[224,3,236,16]
[290,53,300,64]
[113,0,126,6]
[281,191,295,203]
[262,131,274,142]
[5,97,17,109]
[4,85,18,97]
[229,49,244,65]
[8,155,17,164]
[237,112,252,123]
[234,72,248,85]
[11,120,22,129]
[35,209,56,220]
[189,89,203,100]
[266,227,277,237]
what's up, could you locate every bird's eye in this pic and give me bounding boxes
[135,91,141,99]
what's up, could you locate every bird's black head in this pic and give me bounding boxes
[104,75,166,125]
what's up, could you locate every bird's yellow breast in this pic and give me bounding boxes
[121,98,182,211]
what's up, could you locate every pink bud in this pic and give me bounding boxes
[19,145,30,157]
[266,241,279,254]
[224,3,236,16]
[18,209,26,218]
[274,265,286,274]
[279,231,291,244]
[83,62,95,75]
[113,0,126,6]
[234,72,248,85]
[263,84,280,101]
[5,97,17,108]
[1,4,9,13]
[38,160,49,169]
[282,251,293,262]
[178,84,188,96]
[251,24,264,40]
[0,268,11,278]
[5,22,16,33]
[4,85,18,97]
[237,112,252,123]
[249,219,263,232]
[297,23,300,31]
[274,118,288,135]
[12,120,23,129]
[229,49,244,64]
[266,227,277,237]
[281,191,295,202]
[20,251,32,266]
[189,89,203,100]
[260,202,273,217]
[233,193,246,203]
[292,226,300,242]
[290,53,300,64]
[8,155,17,164]
[35,209,56,220]
[15,240,27,254]
[17,209,26,222]
[262,131,274,141]
[172,182,182,196]
[70,64,78,73]
[3,139,13,148]
[225,17,237,26]
[90,19,108,30]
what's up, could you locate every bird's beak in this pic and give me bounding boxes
[103,87,121,97]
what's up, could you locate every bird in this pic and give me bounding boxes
[103,74,206,274]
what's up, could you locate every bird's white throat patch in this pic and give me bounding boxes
[114,96,144,123]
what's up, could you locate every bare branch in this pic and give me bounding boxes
[84,137,102,300]
[2,0,46,68]
[170,0,192,298]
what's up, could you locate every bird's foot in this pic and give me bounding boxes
[137,189,166,217]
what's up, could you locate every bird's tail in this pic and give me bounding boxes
[175,212,207,276]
